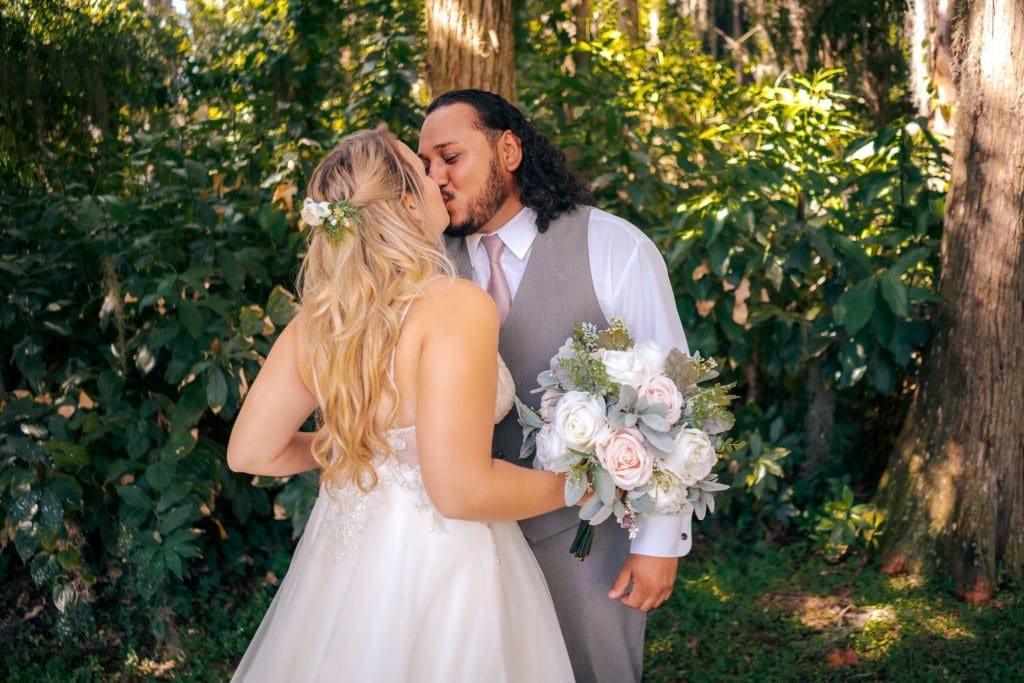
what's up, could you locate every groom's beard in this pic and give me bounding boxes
[444,154,510,238]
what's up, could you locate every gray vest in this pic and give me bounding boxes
[447,206,608,542]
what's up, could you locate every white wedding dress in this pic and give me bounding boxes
[232,356,573,682]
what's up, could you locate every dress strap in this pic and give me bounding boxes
[387,274,444,382]
[387,275,445,428]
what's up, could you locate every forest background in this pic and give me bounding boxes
[1,0,1022,680]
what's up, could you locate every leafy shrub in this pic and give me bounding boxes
[1,0,426,635]
[516,9,948,535]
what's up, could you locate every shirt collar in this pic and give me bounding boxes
[466,207,538,263]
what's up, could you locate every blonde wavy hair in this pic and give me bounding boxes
[298,126,453,490]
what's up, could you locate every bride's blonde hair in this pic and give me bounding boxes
[298,126,452,490]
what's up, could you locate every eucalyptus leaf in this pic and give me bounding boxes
[639,412,670,432]
[515,397,544,429]
[593,468,616,504]
[579,493,605,521]
[564,475,588,506]
[629,492,656,514]
[614,384,638,412]
[639,423,675,453]
[590,501,615,525]
[520,429,537,461]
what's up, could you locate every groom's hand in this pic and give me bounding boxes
[608,554,678,612]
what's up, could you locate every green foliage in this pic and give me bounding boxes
[1,0,427,636]
[516,7,946,535]
[808,478,885,558]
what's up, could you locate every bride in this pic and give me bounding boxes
[226,126,576,681]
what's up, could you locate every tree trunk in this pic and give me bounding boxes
[908,0,958,135]
[424,0,515,102]
[875,0,1024,602]
[617,0,640,44]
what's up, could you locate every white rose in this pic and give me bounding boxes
[539,388,563,423]
[596,427,653,489]
[660,427,717,486]
[300,198,332,226]
[639,375,684,424]
[602,340,668,389]
[648,476,694,515]
[535,423,572,472]
[552,391,608,452]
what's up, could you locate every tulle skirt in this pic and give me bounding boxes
[231,457,574,682]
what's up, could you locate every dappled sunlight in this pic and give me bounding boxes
[427,0,500,57]
[682,572,737,603]
[927,440,965,532]
[755,591,897,633]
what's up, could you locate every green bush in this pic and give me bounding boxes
[516,7,948,541]
[0,0,426,635]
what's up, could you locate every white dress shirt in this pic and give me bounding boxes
[467,207,693,557]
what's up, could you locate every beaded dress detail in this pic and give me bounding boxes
[231,289,572,682]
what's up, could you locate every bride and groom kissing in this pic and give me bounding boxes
[227,89,692,682]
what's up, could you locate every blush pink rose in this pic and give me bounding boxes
[596,427,654,489]
[639,375,684,424]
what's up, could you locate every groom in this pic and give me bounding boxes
[419,89,691,683]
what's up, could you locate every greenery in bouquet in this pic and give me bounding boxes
[516,319,742,559]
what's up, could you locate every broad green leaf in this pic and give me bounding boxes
[117,484,151,510]
[879,270,910,318]
[178,299,203,340]
[834,278,876,335]
[207,367,228,409]
[239,305,266,336]
[57,547,81,571]
[266,285,298,326]
[146,461,175,489]
[39,488,64,529]
[43,441,90,468]
[159,505,195,536]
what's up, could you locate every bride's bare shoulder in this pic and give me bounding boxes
[419,277,498,325]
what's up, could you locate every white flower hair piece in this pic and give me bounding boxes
[301,197,364,243]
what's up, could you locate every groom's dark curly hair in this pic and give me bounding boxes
[425,89,593,234]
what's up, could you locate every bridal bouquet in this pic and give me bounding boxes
[516,319,739,560]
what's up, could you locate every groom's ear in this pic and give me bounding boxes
[497,130,523,173]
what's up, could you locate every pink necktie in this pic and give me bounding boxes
[481,234,511,324]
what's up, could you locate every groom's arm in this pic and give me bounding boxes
[589,210,693,609]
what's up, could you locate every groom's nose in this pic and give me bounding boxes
[427,164,448,188]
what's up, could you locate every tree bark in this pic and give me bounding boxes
[424,0,515,102]
[908,0,958,135]
[617,0,640,44]
[875,0,1024,602]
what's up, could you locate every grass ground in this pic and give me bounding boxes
[2,528,1022,682]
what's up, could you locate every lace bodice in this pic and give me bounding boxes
[494,354,515,424]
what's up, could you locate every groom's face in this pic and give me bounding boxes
[418,103,516,237]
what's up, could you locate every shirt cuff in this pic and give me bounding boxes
[628,509,693,557]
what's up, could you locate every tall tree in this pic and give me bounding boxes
[617,0,639,43]
[874,0,1024,602]
[424,0,515,101]
[907,0,957,135]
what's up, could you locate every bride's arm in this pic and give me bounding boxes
[415,280,567,522]
[227,315,320,476]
